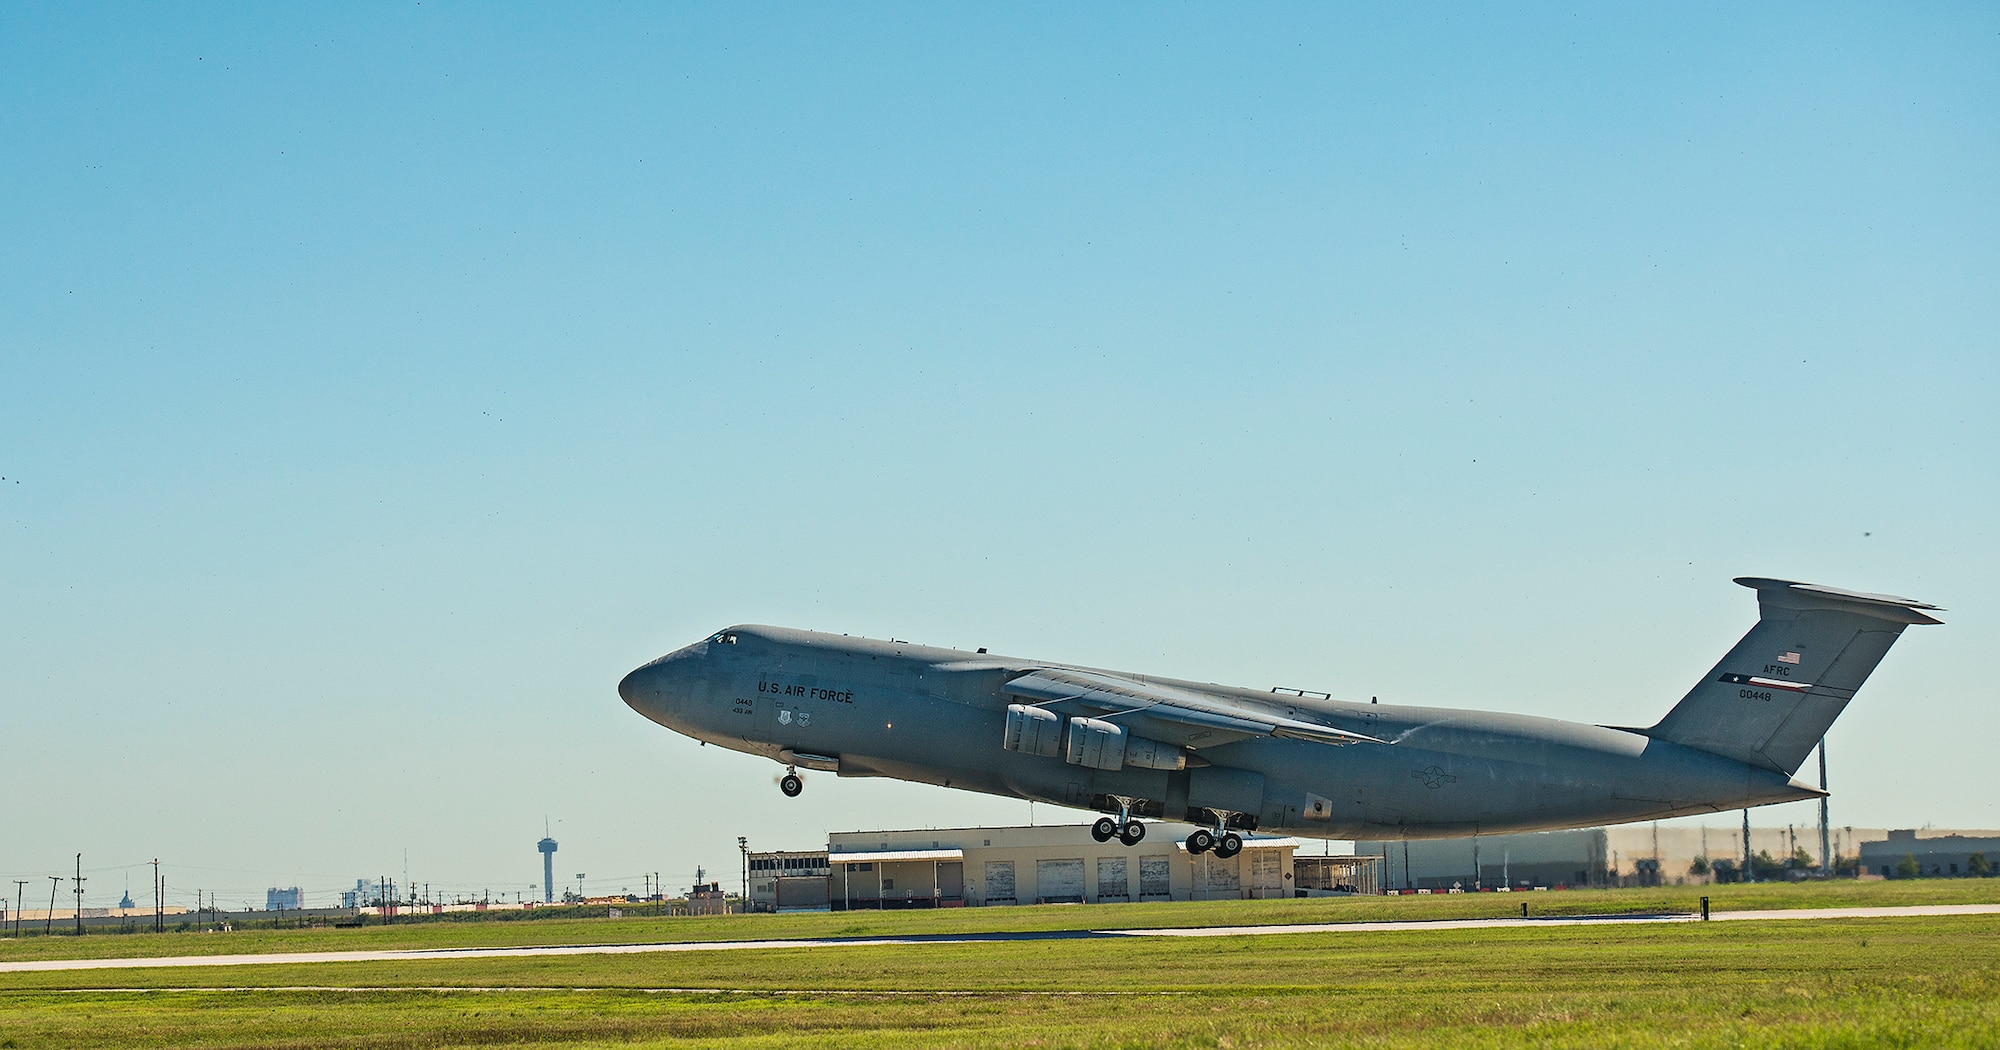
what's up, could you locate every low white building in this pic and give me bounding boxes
[778,823,1313,909]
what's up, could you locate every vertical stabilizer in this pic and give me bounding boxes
[1647,578,1940,775]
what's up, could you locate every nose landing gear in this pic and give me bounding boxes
[779,768,804,797]
[1090,797,1148,846]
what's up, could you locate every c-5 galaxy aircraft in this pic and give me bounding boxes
[620,578,1938,858]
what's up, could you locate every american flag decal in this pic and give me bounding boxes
[1778,652,1801,665]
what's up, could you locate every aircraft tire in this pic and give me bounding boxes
[1186,829,1214,855]
[1119,821,1146,846]
[1215,832,1243,859]
[1091,817,1118,842]
[779,773,804,797]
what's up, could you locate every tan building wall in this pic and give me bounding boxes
[824,823,1301,907]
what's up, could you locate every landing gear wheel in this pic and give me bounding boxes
[779,773,804,797]
[1214,832,1243,859]
[1118,820,1147,846]
[1186,828,1215,855]
[1091,817,1119,842]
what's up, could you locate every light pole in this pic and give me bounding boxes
[738,837,749,913]
[575,873,585,900]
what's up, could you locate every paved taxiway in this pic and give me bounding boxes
[5,903,1996,975]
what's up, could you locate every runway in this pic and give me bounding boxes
[4,903,1996,975]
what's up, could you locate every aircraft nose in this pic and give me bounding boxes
[618,665,654,710]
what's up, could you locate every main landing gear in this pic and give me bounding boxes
[1091,797,1148,846]
[779,768,804,797]
[1184,815,1244,859]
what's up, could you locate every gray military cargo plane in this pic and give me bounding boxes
[620,578,1938,857]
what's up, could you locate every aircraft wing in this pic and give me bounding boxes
[1002,667,1385,749]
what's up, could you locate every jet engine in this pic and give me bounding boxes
[1002,703,1063,758]
[1003,704,1185,771]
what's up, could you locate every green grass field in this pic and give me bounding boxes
[4,881,1998,1048]
[4,878,1997,963]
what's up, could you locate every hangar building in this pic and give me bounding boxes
[1356,828,1610,891]
[748,823,1383,911]
[1860,829,2000,879]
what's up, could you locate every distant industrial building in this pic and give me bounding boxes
[1860,830,2000,879]
[1358,829,1610,891]
[340,878,398,908]
[748,849,834,911]
[686,881,730,916]
[266,887,303,910]
[1357,824,2000,888]
[747,823,1378,911]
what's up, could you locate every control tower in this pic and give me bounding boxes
[537,836,558,903]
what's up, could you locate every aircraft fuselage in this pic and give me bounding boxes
[619,625,1819,840]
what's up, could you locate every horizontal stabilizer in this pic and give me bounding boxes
[1646,577,1940,774]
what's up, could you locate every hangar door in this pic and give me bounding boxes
[1036,859,1086,903]
[1097,858,1128,901]
[984,861,1016,904]
[1139,857,1172,899]
[1202,855,1242,897]
[1248,850,1283,899]
[775,876,829,910]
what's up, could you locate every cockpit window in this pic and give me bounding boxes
[711,632,739,645]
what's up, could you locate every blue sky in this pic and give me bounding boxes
[3,4,1995,909]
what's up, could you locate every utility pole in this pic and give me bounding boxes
[152,860,161,933]
[1742,808,1752,879]
[738,836,749,910]
[1819,738,1832,873]
[72,852,86,932]
[13,880,26,938]
[47,876,61,934]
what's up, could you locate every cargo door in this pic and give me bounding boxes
[1096,857,1129,901]
[775,877,829,911]
[1249,850,1283,898]
[983,861,1016,904]
[1202,855,1242,897]
[1036,858,1086,903]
